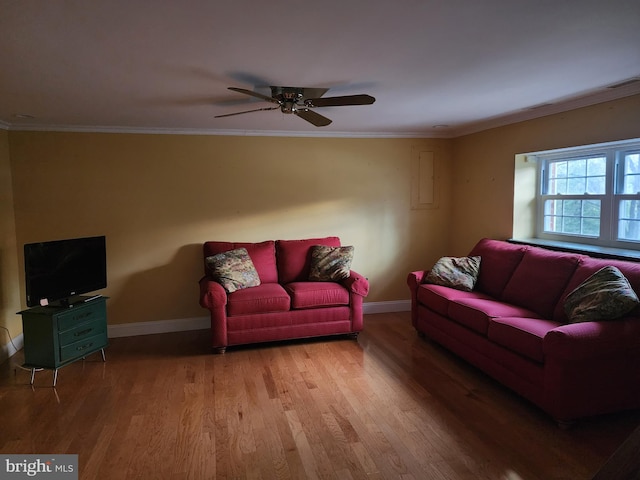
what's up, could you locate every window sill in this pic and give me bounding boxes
[508,238,640,262]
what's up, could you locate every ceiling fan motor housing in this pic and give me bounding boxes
[271,86,304,113]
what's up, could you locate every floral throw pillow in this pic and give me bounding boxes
[309,245,354,282]
[205,247,261,293]
[564,266,639,323]
[425,256,481,292]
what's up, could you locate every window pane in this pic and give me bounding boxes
[618,200,640,241]
[583,218,600,236]
[583,199,601,217]
[548,178,565,195]
[543,199,600,237]
[624,154,640,175]
[554,161,567,178]
[622,153,640,194]
[562,216,581,234]
[586,176,606,194]
[567,159,586,177]
[544,199,560,215]
[587,157,606,176]
[563,200,581,216]
[567,177,585,194]
[623,176,640,194]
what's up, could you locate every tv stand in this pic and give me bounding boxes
[18,296,109,386]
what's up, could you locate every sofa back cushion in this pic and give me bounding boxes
[276,237,341,284]
[468,238,527,298]
[553,256,640,322]
[203,240,278,284]
[502,246,580,318]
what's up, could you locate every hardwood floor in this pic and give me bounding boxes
[1,312,639,479]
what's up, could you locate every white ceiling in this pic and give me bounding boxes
[2,0,640,138]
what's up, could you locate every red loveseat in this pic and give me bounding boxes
[407,238,640,424]
[199,237,369,353]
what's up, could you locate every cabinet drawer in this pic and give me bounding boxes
[58,319,106,347]
[59,332,108,363]
[57,304,105,332]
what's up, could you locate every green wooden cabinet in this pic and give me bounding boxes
[18,296,108,386]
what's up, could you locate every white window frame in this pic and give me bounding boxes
[535,138,640,250]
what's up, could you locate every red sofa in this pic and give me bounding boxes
[199,237,369,353]
[407,238,640,424]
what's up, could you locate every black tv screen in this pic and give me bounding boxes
[24,235,107,307]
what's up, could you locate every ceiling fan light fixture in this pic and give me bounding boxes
[280,102,296,114]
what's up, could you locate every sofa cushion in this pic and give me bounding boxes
[468,238,527,298]
[554,257,640,322]
[488,317,562,363]
[204,240,278,284]
[417,284,491,317]
[276,237,341,284]
[205,248,261,293]
[285,282,350,309]
[563,266,639,323]
[226,283,291,316]
[308,245,354,281]
[502,247,580,319]
[448,298,543,335]
[425,256,481,292]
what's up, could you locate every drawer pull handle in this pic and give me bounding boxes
[72,312,93,322]
[76,342,94,352]
[74,328,93,337]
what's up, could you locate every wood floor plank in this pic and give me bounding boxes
[1,311,639,479]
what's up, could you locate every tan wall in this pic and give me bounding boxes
[7,93,638,338]
[0,129,22,356]
[8,132,453,326]
[450,93,640,254]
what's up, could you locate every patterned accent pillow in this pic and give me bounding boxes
[308,245,354,282]
[425,256,481,292]
[205,247,261,293]
[564,266,639,323]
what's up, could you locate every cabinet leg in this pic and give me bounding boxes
[100,348,106,362]
[30,368,36,385]
[52,369,58,387]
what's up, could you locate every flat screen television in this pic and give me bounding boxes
[24,235,107,307]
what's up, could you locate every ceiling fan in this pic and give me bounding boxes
[215,86,375,127]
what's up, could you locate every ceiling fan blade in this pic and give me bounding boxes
[305,94,375,107]
[228,87,279,104]
[301,87,329,100]
[215,106,279,118]
[295,108,332,127]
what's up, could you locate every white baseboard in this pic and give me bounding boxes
[108,316,210,338]
[0,333,24,364]
[363,300,411,314]
[107,300,411,339]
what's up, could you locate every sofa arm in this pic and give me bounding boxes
[407,271,428,328]
[342,270,369,297]
[544,317,640,361]
[199,276,228,309]
[407,270,427,292]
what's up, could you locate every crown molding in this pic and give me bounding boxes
[5,123,444,139]
[451,80,640,137]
